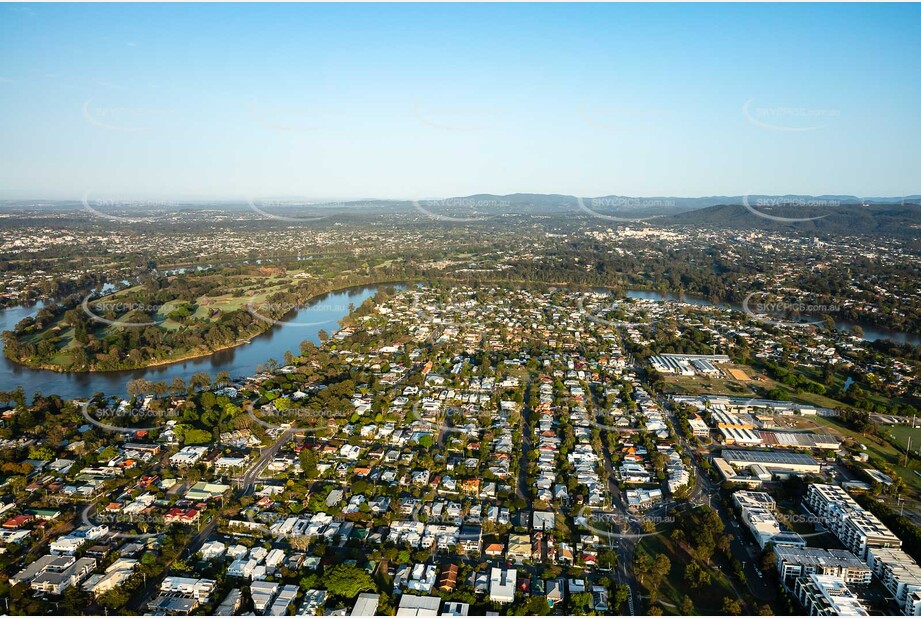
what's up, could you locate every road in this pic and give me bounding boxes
[238,427,296,495]
[129,515,219,611]
[588,371,643,615]
[132,428,295,610]
[658,393,774,604]
[516,376,535,504]
[877,494,921,528]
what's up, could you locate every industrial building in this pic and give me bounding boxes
[722,449,823,474]
[759,431,842,450]
[713,456,765,487]
[670,394,829,416]
[649,354,729,376]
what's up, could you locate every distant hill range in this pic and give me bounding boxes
[433,193,921,236]
[661,198,921,236]
[2,193,920,235]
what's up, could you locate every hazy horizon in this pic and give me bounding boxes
[2,192,920,205]
[2,3,920,200]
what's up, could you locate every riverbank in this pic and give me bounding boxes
[0,284,402,400]
[5,337,255,374]
[2,278,409,375]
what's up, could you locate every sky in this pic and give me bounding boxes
[0,2,919,201]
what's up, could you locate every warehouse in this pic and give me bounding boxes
[721,449,822,474]
[712,457,763,487]
[758,432,842,450]
[721,426,763,446]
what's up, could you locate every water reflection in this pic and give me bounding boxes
[0,285,396,399]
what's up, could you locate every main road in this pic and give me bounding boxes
[658,393,775,603]
[237,427,297,495]
[588,371,645,615]
[131,427,296,610]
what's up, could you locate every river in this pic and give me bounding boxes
[0,284,915,400]
[0,285,394,400]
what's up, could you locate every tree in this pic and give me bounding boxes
[680,595,694,615]
[516,595,550,616]
[322,564,376,599]
[634,553,652,583]
[98,445,119,462]
[170,377,187,396]
[299,448,318,478]
[98,588,130,611]
[760,549,777,573]
[597,549,618,571]
[652,554,671,583]
[684,561,711,588]
[721,598,744,615]
[649,553,671,602]
[570,592,593,613]
[152,380,168,398]
[182,428,212,445]
[189,372,211,393]
[613,584,630,610]
[27,445,55,461]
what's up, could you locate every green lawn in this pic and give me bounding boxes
[883,424,921,455]
[813,415,921,495]
[797,364,914,412]
[635,525,742,615]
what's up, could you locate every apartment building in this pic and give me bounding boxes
[774,546,872,588]
[794,574,869,616]
[868,548,921,613]
[905,590,921,617]
[26,556,97,595]
[838,510,902,561]
[804,484,859,519]
[733,490,805,550]
[804,484,901,560]
[687,416,710,438]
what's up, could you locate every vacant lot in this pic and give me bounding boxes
[660,374,754,396]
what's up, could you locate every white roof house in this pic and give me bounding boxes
[489,567,517,604]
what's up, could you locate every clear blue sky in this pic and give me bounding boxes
[1,3,919,201]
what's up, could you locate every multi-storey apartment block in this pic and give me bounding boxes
[804,484,901,561]
[794,574,869,616]
[774,546,872,588]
